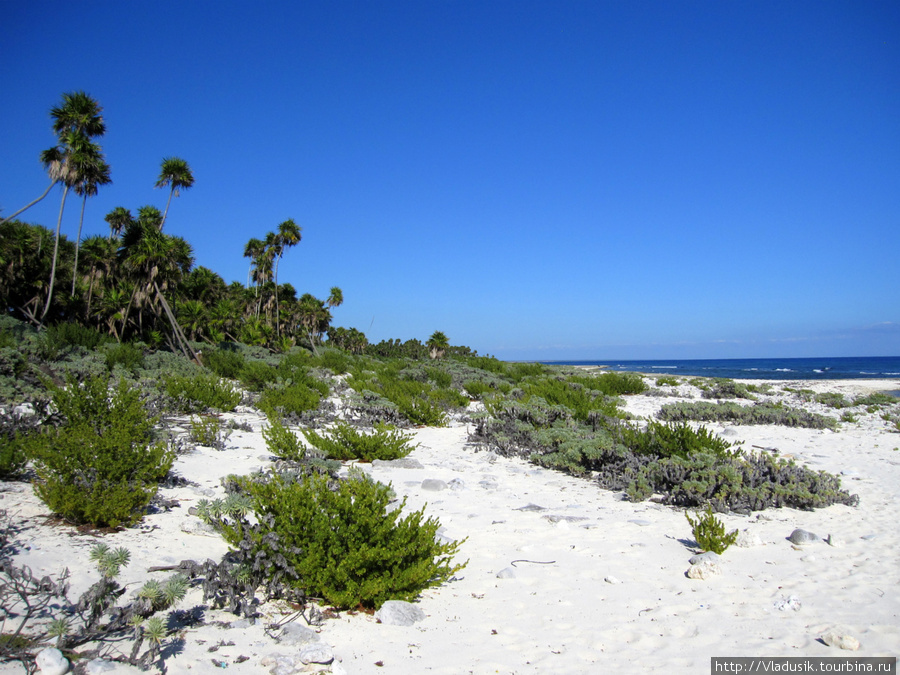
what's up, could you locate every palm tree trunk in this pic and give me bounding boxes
[0,182,56,226]
[154,280,199,362]
[40,185,70,323]
[71,194,88,296]
[160,187,174,230]
[274,256,281,337]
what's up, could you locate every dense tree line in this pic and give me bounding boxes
[1,92,346,355]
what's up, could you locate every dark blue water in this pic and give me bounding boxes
[543,356,900,381]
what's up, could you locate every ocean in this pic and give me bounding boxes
[542,356,900,381]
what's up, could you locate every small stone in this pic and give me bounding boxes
[515,503,546,511]
[478,478,498,489]
[36,648,69,675]
[824,534,843,547]
[84,660,143,675]
[180,518,219,537]
[774,595,801,611]
[686,562,721,580]
[787,529,821,545]
[373,457,424,469]
[375,600,426,626]
[860,533,877,541]
[735,529,763,548]
[604,575,621,584]
[421,479,447,491]
[277,623,320,646]
[628,519,651,527]
[299,643,334,665]
[448,478,465,490]
[801,555,817,562]
[821,630,860,651]
[496,567,516,579]
[688,552,721,565]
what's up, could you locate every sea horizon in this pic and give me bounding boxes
[538,355,900,382]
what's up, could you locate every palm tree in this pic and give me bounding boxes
[39,92,106,323]
[79,234,118,321]
[243,237,265,292]
[269,219,302,336]
[427,331,450,360]
[155,157,194,229]
[1,92,105,227]
[105,206,133,240]
[327,286,344,309]
[71,152,112,295]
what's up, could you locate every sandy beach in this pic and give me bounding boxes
[2,377,898,674]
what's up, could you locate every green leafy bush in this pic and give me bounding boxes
[218,471,466,608]
[701,379,756,400]
[258,380,327,419]
[853,392,897,408]
[814,392,849,409]
[238,360,278,391]
[37,322,109,360]
[657,401,838,429]
[163,373,242,413]
[262,418,305,461]
[203,347,246,380]
[301,422,416,461]
[102,342,144,374]
[655,376,680,387]
[27,375,174,528]
[685,505,738,554]
[189,415,231,450]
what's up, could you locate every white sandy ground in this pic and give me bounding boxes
[1,378,899,674]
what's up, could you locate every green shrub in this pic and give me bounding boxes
[314,349,351,375]
[203,347,246,380]
[238,360,278,391]
[218,471,466,608]
[656,376,680,387]
[615,421,740,461]
[102,342,145,374]
[258,381,325,418]
[189,415,231,450]
[27,375,174,528]
[425,367,452,389]
[0,434,28,479]
[163,373,242,413]
[262,418,305,461]
[701,379,756,400]
[853,392,897,408]
[815,392,849,408]
[37,322,108,360]
[685,505,738,554]
[657,401,838,430]
[301,422,416,461]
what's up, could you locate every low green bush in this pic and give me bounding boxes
[258,380,327,419]
[262,418,305,461]
[27,375,174,528]
[163,373,242,413]
[217,471,466,609]
[189,415,231,450]
[203,347,246,380]
[701,379,756,400]
[655,376,680,387]
[686,505,738,554]
[657,401,838,430]
[301,422,416,461]
[853,392,897,408]
[238,360,278,391]
[37,322,109,360]
[815,392,849,408]
[102,342,144,374]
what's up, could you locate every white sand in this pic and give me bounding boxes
[2,378,898,674]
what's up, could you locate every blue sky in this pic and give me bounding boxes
[2,1,898,360]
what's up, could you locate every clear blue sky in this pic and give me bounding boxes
[2,1,898,360]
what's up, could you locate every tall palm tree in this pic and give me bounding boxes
[71,153,112,295]
[270,219,302,336]
[79,234,118,322]
[155,157,194,229]
[39,91,106,323]
[327,286,344,309]
[243,237,265,292]
[427,331,450,360]
[105,206,133,240]
[2,92,105,227]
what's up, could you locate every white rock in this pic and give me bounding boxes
[84,659,143,675]
[35,648,69,675]
[299,643,335,665]
[604,575,621,584]
[375,600,426,626]
[774,595,802,611]
[735,529,763,548]
[496,567,516,579]
[686,562,722,580]
[277,622,320,645]
[821,630,861,651]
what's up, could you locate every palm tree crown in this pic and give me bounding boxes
[155,157,195,229]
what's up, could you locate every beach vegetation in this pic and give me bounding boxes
[163,372,242,413]
[700,379,757,400]
[27,374,174,528]
[657,400,838,429]
[853,392,897,409]
[301,421,416,461]
[655,375,680,386]
[261,417,305,461]
[814,392,849,408]
[188,415,230,450]
[686,505,738,554]
[213,470,465,609]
